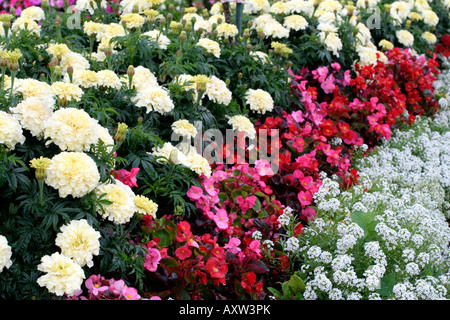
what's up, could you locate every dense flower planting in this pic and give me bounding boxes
[0,0,449,301]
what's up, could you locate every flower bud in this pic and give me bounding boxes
[114,122,128,143]
[179,30,187,41]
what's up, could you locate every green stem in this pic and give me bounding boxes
[235,2,244,35]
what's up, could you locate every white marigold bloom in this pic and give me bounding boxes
[396,29,414,47]
[227,115,256,139]
[68,69,99,89]
[288,0,314,17]
[16,78,53,99]
[244,0,271,14]
[194,20,212,33]
[245,88,274,114]
[357,45,379,66]
[0,235,12,272]
[250,51,269,63]
[59,51,91,73]
[184,149,212,177]
[50,82,84,102]
[271,1,291,14]
[122,65,159,91]
[208,14,226,25]
[120,13,145,29]
[197,38,221,58]
[319,31,343,57]
[216,23,239,39]
[46,43,71,59]
[55,219,101,268]
[172,119,198,139]
[134,195,158,218]
[11,17,41,35]
[95,70,122,91]
[150,141,187,164]
[96,179,137,224]
[10,96,55,137]
[0,111,25,150]
[83,21,105,40]
[37,252,85,296]
[131,85,175,114]
[75,0,107,14]
[96,123,115,153]
[44,108,99,152]
[317,0,342,13]
[422,9,439,27]
[262,21,290,39]
[45,151,100,198]
[421,31,437,44]
[283,14,308,31]
[20,6,45,21]
[141,30,171,50]
[390,1,412,23]
[205,75,232,106]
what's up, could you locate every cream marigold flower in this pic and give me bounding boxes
[379,39,394,50]
[250,51,269,63]
[131,85,175,114]
[96,69,122,91]
[184,150,212,177]
[197,38,221,58]
[150,142,187,164]
[59,51,91,73]
[120,13,145,29]
[68,69,99,89]
[124,65,159,91]
[20,6,45,21]
[95,179,136,224]
[9,96,55,137]
[83,21,105,40]
[0,111,26,150]
[172,119,198,139]
[0,235,12,273]
[422,9,439,27]
[141,30,171,50]
[37,252,85,296]
[134,195,158,218]
[46,43,71,59]
[205,75,232,106]
[421,31,437,44]
[227,115,256,140]
[396,29,414,47]
[283,14,308,31]
[271,41,293,58]
[16,78,53,99]
[96,124,115,152]
[11,17,41,35]
[271,1,292,14]
[50,81,84,102]
[244,0,271,14]
[44,108,99,152]
[55,219,101,268]
[216,23,239,39]
[245,89,274,115]
[75,0,107,14]
[319,31,343,57]
[45,151,100,198]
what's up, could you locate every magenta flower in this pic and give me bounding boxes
[122,287,141,300]
[236,195,257,214]
[224,237,242,254]
[255,159,274,177]
[85,274,108,296]
[312,66,328,83]
[202,178,219,197]
[248,240,262,258]
[110,168,140,188]
[144,247,162,272]
[321,74,336,94]
[291,110,304,123]
[187,185,203,200]
[213,208,229,230]
[298,190,312,207]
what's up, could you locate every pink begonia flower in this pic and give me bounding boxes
[187,185,203,200]
[122,287,141,300]
[110,168,139,188]
[150,296,162,300]
[312,66,328,83]
[213,208,229,230]
[224,237,242,254]
[291,110,304,123]
[202,177,219,197]
[331,62,341,71]
[255,159,274,176]
[111,279,125,295]
[236,195,257,214]
[249,240,262,258]
[144,248,162,272]
[321,74,336,94]
[342,70,352,86]
[298,190,313,207]
[293,169,304,179]
[299,175,314,190]
[380,124,392,140]
[302,207,317,221]
[85,275,108,296]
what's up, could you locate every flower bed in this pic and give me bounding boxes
[0,0,448,300]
